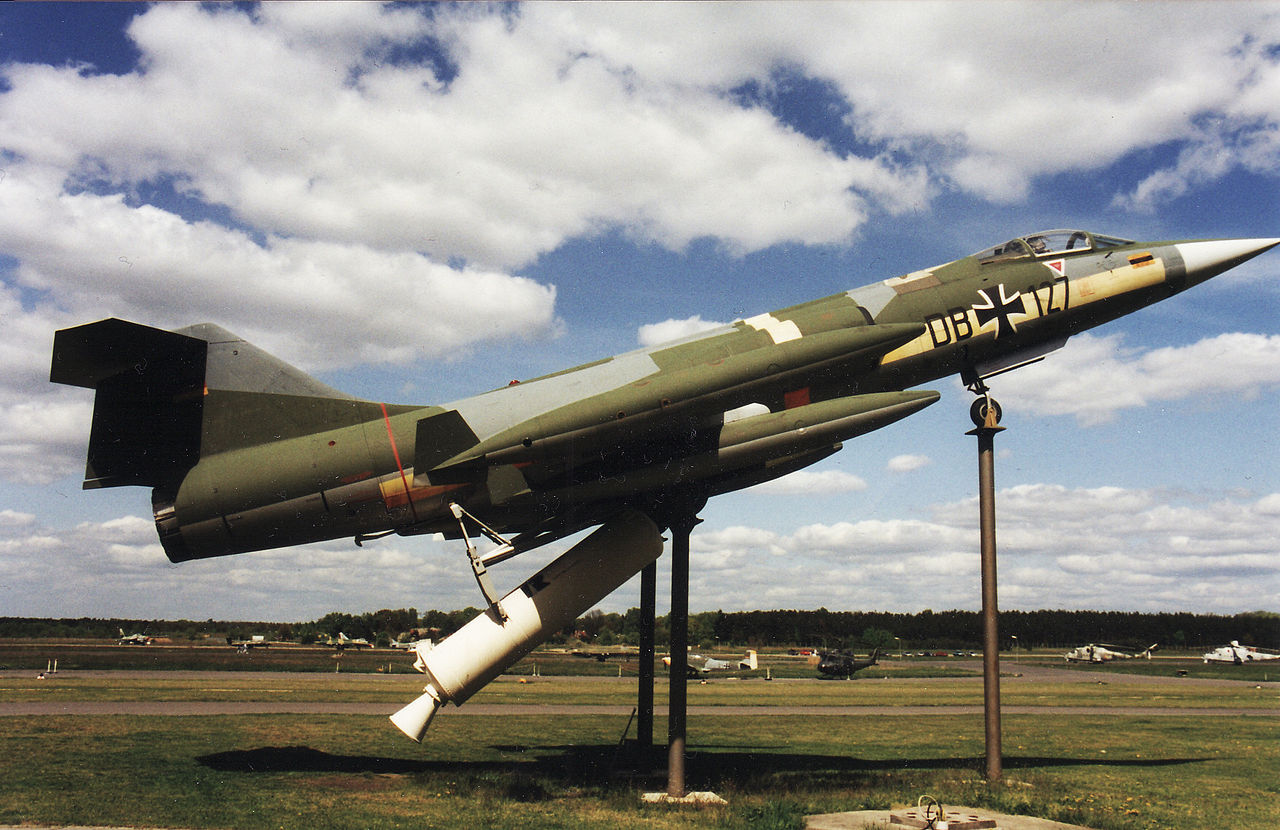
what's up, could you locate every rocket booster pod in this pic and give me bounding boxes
[390,509,663,742]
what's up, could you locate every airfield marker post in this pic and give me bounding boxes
[638,560,657,754]
[968,396,1004,782]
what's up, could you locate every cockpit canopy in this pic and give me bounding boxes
[974,230,1131,263]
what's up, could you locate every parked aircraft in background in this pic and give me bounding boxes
[817,648,879,678]
[406,639,436,675]
[52,230,1278,742]
[117,629,151,645]
[1202,641,1280,664]
[228,635,269,651]
[570,646,637,662]
[664,649,757,675]
[390,638,434,651]
[1064,643,1157,663]
[325,633,374,650]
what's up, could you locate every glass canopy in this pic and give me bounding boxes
[974,230,1131,263]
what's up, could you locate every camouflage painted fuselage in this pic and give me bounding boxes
[50,230,1278,561]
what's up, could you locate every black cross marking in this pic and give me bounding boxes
[972,284,1026,338]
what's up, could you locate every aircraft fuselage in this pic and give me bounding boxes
[52,231,1278,562]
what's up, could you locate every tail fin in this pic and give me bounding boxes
[51,318,365,490]
[739,649,758,670]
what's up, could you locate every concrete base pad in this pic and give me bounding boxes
[889,806,997,828]
[641,790,729,805]
[806,806,1091,830]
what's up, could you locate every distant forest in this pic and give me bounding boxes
[2,608,1276,651]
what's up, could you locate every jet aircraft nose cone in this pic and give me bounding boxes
[1174,237,1280,287]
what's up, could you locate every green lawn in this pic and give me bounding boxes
[1,675,1277,829]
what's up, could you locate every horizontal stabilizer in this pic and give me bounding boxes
[51,319,207,489]
[52,318,367,489]
[51,318,206,391]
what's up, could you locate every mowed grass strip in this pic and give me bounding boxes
[2,672,1276,710]
[0,711,1277,830]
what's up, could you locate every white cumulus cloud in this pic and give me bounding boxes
[887,454,932,473]
[682,486,1280,613]
[637,316,729,348]
[993,332,1280,426]
[750,470,869,496]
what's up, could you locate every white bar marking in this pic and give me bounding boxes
[745,313,802,344]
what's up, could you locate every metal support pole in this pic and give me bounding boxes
[667,516,696,798]
[638,560,657,754]
[969,397,1004,782]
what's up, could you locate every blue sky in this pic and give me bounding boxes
[0,2,1277,623]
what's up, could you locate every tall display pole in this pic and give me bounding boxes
[666,515,696,797]
[968,395,1004,782]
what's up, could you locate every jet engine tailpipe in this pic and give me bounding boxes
[390,509,664,742]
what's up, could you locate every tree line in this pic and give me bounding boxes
[1,607,1275,651]
[704,608,1279,651]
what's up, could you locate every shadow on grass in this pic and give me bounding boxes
[198,743,1209,788]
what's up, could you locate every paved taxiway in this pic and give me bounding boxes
[2,662,1274,718]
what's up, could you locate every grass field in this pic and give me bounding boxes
[1,711,1277,829]
[1,658,1277,829]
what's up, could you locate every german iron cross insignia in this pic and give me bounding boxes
[972,284,1026,338]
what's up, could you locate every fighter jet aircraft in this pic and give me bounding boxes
[1064,643,1157,663]
[390,637,435,652]
[117,628,151,646]
[51,230,1278,741]
[1202,641,1280,664]
[570,645,636,662]
[663,649,758,675]
[324,632,373,650]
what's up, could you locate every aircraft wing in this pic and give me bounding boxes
[423,321,929,481]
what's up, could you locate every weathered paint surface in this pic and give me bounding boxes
[51,230,1279,561]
